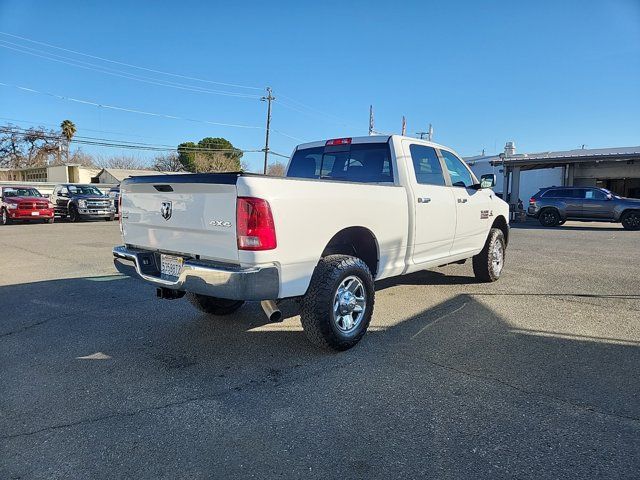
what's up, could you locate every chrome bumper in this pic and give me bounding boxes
[113,245,279,300]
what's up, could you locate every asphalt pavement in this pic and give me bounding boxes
[1,220,639,479]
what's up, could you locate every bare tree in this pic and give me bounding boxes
[67,149,97,167]
[153,152,183,172]
[266,161,286,176]
[96,154,143,169]
[0,124,62,168]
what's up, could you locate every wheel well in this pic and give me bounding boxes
[321,227,379,276]
[492,216,509,246]
[621,208,639,218]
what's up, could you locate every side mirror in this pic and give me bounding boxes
[607,194,613,200]
[480,173,496,189]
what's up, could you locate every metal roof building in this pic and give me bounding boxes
[466,143,640,213]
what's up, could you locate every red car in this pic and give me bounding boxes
[1,186,55,225]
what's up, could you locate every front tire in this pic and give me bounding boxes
[621,211,640,231]
[539,209,560,227]
[473,228,506,282]
[45,217,54,224]
[300,255,374,351]
[1,208,11,225]
[186,293,245,315]
[68,205,80,223]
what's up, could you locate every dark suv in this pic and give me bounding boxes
[51,184,116,222]
[528,186,640,230]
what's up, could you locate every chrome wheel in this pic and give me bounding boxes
[491,239,504,275]
[332,275,366,334]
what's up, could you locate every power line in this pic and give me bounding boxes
[0,125,289,156]
[0,40,260,99]
[0,81,303,143]
[277,92,357,127]
[0,31,263,91]
[0,81,261,128]
[0,115,168,141]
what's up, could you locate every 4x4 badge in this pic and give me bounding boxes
[161,201,172,221]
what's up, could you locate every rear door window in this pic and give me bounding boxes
[585,189,607,200]
[287,142,393,183]
[409,144,445,186]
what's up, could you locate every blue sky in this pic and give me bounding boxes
[1,0,639,171]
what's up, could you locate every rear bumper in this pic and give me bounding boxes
[113,245,279,301]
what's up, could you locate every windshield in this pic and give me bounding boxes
[68,185,103,196]
[287,142,393,183]
[3,188,43,198]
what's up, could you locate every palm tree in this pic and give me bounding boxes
[60,120,76,161]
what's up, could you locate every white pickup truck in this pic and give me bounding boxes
[113,135,509,350]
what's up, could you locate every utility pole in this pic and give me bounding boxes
[261,87,275,174]
[401,116,406,136]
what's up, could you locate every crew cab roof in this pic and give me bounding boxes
[294,135,456,154]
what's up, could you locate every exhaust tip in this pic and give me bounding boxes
[261,300,283,323]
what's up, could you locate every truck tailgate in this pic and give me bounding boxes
[121,175,239,263]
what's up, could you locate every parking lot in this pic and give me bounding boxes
[1,220,639,479]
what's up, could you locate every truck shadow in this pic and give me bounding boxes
[1,275,639,477]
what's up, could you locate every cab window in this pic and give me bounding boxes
[409,145,445,186]
[287,143,393,183]
[439,150,474,188]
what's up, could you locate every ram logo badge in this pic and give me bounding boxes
[160,201,172,221]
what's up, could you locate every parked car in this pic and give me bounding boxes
[108,186,120,215]
[51,184,116,222]
[1,186,54,225]
[528,186,640,230]
[113,135,510,351]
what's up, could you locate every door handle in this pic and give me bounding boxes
[417,197,431,203]
[457,198,468,203]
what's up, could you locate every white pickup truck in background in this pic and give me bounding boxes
[113,135,509,350]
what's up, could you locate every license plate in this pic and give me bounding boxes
[160,254,183,279]
[31,211,40,216]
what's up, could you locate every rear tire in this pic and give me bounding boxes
[539,209,560,227]
[46,218,54,224]
[1,208,11,225]
[621,211,640,231]
[473,228,506,283]
[105,215,115,221]
[300,255,374,351]
[186,293,245,315]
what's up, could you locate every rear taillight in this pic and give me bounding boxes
[529,197,536,204]
[236,197,277,251]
